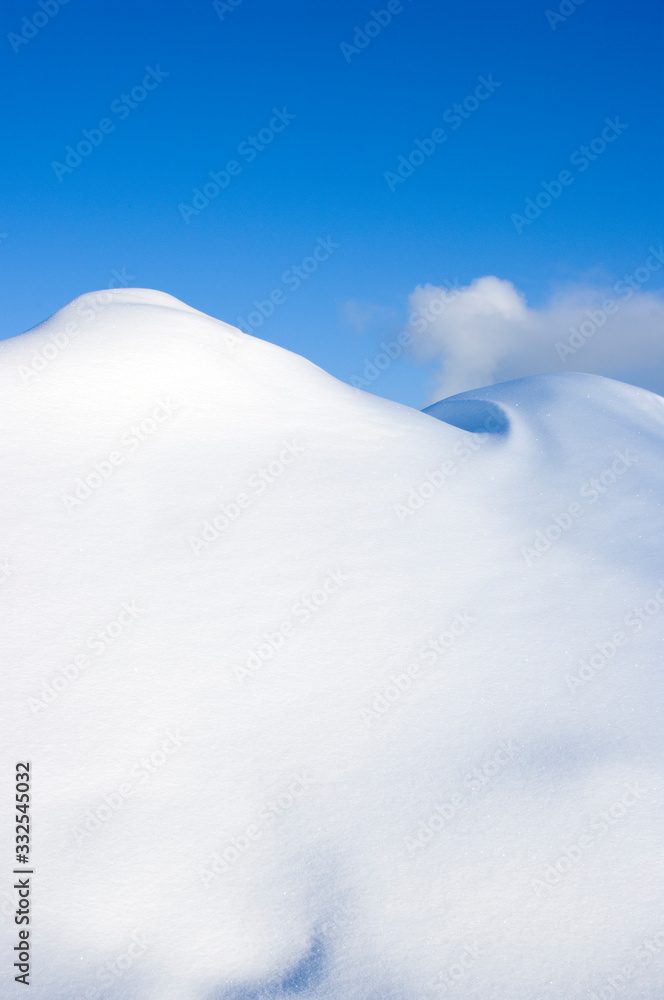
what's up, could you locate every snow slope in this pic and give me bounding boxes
[1,288,663,999]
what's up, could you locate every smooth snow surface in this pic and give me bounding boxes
[2,288,663,999]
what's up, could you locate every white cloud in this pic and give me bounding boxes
[408,270,664,403]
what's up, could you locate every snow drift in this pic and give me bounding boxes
[1,288,663,999]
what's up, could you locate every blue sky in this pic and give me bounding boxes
[1,0,662,406]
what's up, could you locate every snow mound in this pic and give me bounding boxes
[1,292,663,999]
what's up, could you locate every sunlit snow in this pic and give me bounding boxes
[2,288,662,999]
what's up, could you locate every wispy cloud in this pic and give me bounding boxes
[341,299,401,335]
[407,253,664,402]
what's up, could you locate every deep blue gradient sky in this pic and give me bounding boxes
[1,0,662,406]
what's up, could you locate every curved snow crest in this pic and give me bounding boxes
[1,293,663,999]
[423,372,664,471]
[11,286,246,350]
[423,397,510,434]
[71,286,213,314]
[425,370,664,429]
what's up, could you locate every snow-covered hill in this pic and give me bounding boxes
[2,288,662,999]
